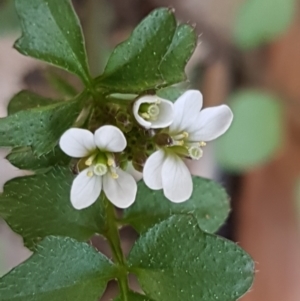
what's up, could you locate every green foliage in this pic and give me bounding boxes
[124,177,230,234]
[46,72,78,98]
[0,95,83,156]
[96,8,196,93]
[157,86,185,102]
[129,215,254,301]
[114,292,155,301]
[234,0,296,49]
[216,90,283,172]
[0,167,105,249]
[0,1,255,300]
[7,146,69,171]
[14,0,91,85]
[7,91,56,115]
[0,0,20,36]
[0,236,115,301]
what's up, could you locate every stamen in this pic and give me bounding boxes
[111,172,119,179]
[106,153,115,167]
[87,170,94,177]
[141,112,150,119]
[173,140,184,146]
[85,154,97,166]
[109,166,119,179]
[199,141,206,147]
[172,131,189,140]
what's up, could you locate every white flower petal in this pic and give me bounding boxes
[70,168,102,210]
[150,98,174,129]
[169,90,203,133]
[143,149,165,190]
[189,105,233,141]
[103,169,137,208]
[94,125,126,152]
[161,154,193,203]
[59,128,96,158]
[132,95,155,129]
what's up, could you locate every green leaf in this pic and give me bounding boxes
[123,177,230,234]
[114,292,155,301]
[46,72,78,98]
[234,0,296,49]
[216,90,283,172]
[129,215,254,301]
[0,95,84,156]
[0,167,105,249]
[157,86,185,102]
[0,0,20,36]
[7,146,69,171]
[8,90,56,115]
[96,8,196,93]
[0,236,116,301]
[14,0,91,85]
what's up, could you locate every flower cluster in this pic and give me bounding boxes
[60,90,233,209]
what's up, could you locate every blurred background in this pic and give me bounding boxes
[1,0,300,300]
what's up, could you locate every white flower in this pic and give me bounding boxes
[59,125,137,210]
[133,95,174,129]
[143,90,233,203]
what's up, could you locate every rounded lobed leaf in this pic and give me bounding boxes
[128,215,255,301]
[0,236,116,301]
[123,176,230,234]
[0,167,106,249]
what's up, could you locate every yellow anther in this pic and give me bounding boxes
[85,158,93,166]
[87,171,94,177]
[141,112,150,119]
[85,154,96,166]
[183,132,189,138]
[173,140,184,146]
[199,141,206,147]
[111,172,119,179]
[107,158,114,166]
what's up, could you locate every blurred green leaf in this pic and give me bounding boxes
[0,0,20,36]
[46,72,78,98]
[129,215,254,301]
[123,177,230,234]
[234,0,296,49]
[14,0,91,85]
[96,8,196,93]
[0,167,106,249]
[0,236,115,301]
[216,90,283,172]
[113,292,155,301]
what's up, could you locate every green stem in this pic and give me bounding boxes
[104,198,130,300]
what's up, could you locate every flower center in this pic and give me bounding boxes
[165,131,207,160]
[81,152,119,179]
[93,163,107,176]
[139,100,161,121]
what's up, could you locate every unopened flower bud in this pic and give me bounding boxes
[154,133,173,147]
[116,111,133,133]
[132,151,148,172]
